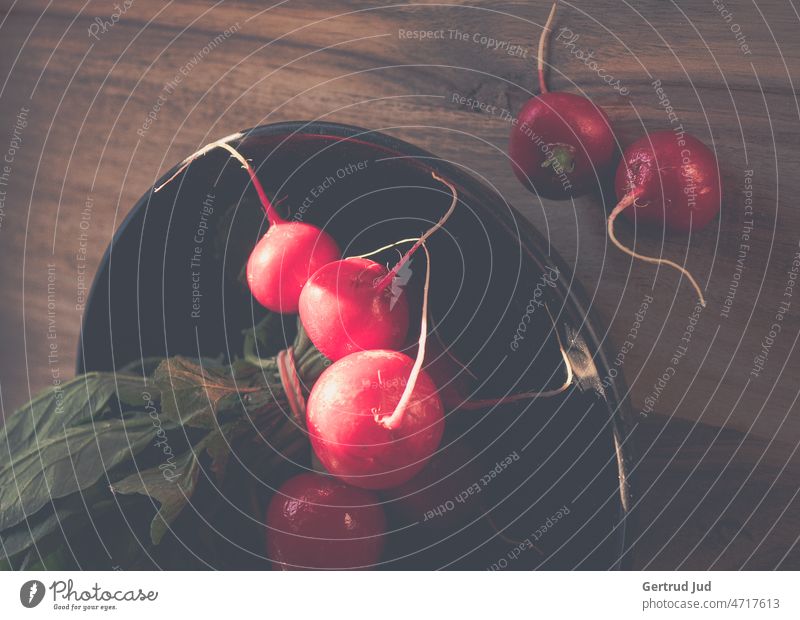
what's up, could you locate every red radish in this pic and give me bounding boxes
[246,221,340,314]
[614,131,721,232]
[306,350,444,489]
[155,137,341,314]
[508,1,615,198]
[382,442,484,531]
[298,257,410,361]
[306,243,445,489]
[299,172,458,360]
[610,130,721,306]
[265,472,386,570]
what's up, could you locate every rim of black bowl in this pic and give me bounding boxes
[77,119,635,569]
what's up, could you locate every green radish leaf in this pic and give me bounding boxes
[0,504,83,564]
[112,430,230,545]
[154,358,244,429]
[1,373,144,449]
[243,313,297,366]
[0,416,156,532]
[113,450,200,546]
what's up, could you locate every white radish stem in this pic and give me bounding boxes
[354,237,420,259]
[376,242,433,431]
[154,135,284,226]
[153,132,243,191]
[538,1,559,94]
[608,193,707,307]
[376,171,458,291]
[459,304,573,410]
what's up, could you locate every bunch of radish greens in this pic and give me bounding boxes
[0,140,570,570]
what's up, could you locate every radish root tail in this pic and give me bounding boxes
[459,304,573,410]
[153,132,243,191]
[376,171,458,291]
[354,237,420,260]
[484,510,545,556]
[608,193,707,307]
[538,1,559,94]
[154,134,283,226]
[376,243,432,430]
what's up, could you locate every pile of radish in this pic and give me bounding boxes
[151,0,723,570]
[509,0,721,306]
[160,145,569,569]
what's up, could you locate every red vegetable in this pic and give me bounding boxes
[508,1,615,198]
[382,442,484,531]
[298,257,410,361]
[155,137,341,314]
[609,130,721,306]
[265,472,386,570]
[247,220,340,315]
[298,172,457,361]
[306,242,445,490]
[613,131,721,233]
[306,349,445,490]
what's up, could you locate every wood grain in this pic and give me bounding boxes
[0,0,798,568]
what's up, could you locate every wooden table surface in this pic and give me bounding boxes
[1,0,798,569]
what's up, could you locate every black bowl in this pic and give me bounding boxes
[78,121,633,570]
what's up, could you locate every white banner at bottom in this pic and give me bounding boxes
[0,571,796,619]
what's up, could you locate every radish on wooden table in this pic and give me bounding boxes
[264,472,386,570]
[508,0,616,198]
[155,135,341,313]
[299,172,458,361]
[610,130,721,306]
[306,243,444,489]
